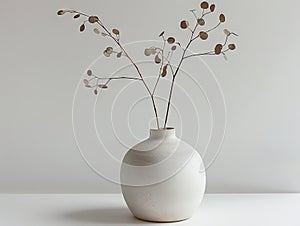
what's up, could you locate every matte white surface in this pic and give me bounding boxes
[0,0,300,193]
[0,194,299,226]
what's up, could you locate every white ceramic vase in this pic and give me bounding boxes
[120,128,206,222]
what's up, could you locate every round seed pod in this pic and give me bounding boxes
[199,31,208,40]
[219,14,226,23]
[180,20,189,29]
[228,44,236,50]
[167,37,175,44]
[215,44,223,55]
[88,16,99,23]
[200,1,209,9]
[197,18,205,26]
[112,29,120,35]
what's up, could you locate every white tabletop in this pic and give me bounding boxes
[0,194,299,226]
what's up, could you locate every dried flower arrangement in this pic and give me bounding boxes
[57,1,237,130]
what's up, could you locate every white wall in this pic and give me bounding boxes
[0,0,299,193]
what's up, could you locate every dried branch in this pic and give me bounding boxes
[57,1,237,130]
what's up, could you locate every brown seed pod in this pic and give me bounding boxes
[83,79,89,85]
[228,44,236,50]
[210,4,216,12]
[167,37,175,44]
[199,31,208,40]
[103,50,110,57]
[215,44,223,55]
[79,24,85,32]
[219,14,226,23]
[88,16,99,23]
[93,28,100,34]
[57,10,65,15]
[117,52,122,58]
[180,20,189,29]
[223,29,231,36]
[112,29,120,35]
[155,55,161,64]
[87,70,92,76]
[98,84,108,89]
[161,65,168,77]
[200,1,209,9]
[197,18,205,26]
[73,14,80,19]
[105,47,113,54]
[144,48,151,56]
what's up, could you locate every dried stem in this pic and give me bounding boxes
[58,5,237,130]
[163,21,199,128]
[152,36,166,96]
[73,10,160,129]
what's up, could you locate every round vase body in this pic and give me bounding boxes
[120,128,206,222]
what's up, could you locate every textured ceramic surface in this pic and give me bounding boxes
[120,128,206,222]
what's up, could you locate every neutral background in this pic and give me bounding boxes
[1,0,299,193]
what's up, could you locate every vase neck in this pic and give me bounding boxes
[149,128,176,139]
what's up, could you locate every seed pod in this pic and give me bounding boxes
[87,70,92,76]
[93,28,100,34]
[103,50,110,57]
[210,4,216,12]
[180,20,189,29]
[161,65,167,77]
[214,44,223,55]
[112,29,120,35]
[73,14,80,19]
[149,48,157,55]
[79,24,85,32]
[117,52,122,58]
[167,37,175,44]
[155,55,161,64]
[83,79,89,85]
[57,10,65,15]
[171,46,177,51]
[98,84,108,89]
[219,14,226,23]
[224,29,231,36]
[144,48,151,56]
[106,47,113,54]
[228,44,236,50]
[88,16,99,23]
[200,1,209,9]
[197,18,205,26]
[199,31,208,40]
[94,89,98,95]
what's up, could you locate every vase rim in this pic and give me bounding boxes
[150,127,175,132]
[149,127,176,138]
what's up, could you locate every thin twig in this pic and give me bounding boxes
[71,10,160,129]
[93,76,142,81]
[183,51,215,59]
[163,21,199,128]
[206,21,221,33]
[152,37,166,96]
